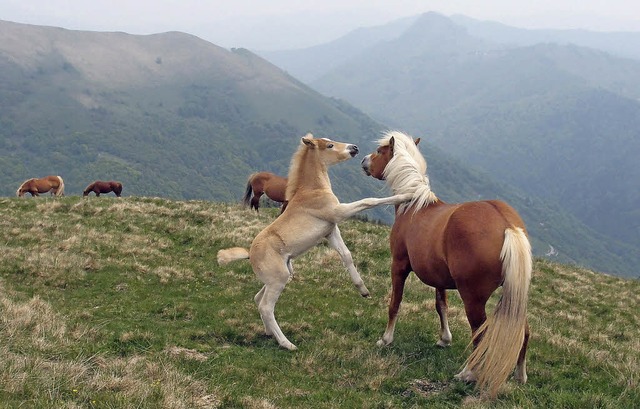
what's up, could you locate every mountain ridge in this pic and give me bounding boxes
[0,19,637,277]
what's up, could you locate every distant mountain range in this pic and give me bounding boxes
[261,12,640,278]
[0,18,638,278]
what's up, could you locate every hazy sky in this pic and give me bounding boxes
[2,0,640,50]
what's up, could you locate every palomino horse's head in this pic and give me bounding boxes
[301,134,359,165]
[361,132,421,180]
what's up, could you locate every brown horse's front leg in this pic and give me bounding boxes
[377,259,411,346]
[435,288,452,347]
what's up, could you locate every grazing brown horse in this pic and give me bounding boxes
[361,131,532,398]
[243,172,288,212]
[218,134,412,350]
[16,175,65,197]
[83,181,123,197]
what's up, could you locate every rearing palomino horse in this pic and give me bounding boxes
[218,133,411,350]
[243,172,288,212]
[361,131,531,398]
[16,175,65,197]
[83,180,123,197]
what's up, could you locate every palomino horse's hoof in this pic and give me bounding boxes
[281,342,297,351]
[436,339,451,348]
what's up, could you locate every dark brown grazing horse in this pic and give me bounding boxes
[243,172,288,212]
[361,131,532,399]
[16,175,65,197]
[83,181,123,197]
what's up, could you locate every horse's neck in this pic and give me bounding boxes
[286,149,331,198]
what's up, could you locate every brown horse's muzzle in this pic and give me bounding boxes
[361,155,372,176]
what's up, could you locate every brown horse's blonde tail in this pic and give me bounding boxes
[242,174,256,207]
[464,227,532,398]
[56,176,65,196]
[217,247,250,265]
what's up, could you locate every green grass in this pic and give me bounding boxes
[0,196,638,408]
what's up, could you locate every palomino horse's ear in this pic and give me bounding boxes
[414,138,421,146]
[389,136,395,155]
[302,135,316,148]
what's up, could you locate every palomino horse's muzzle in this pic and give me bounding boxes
[349,145,359,157]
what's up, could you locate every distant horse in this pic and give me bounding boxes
[362,131,531,398]
[218,134,411,350]
[16,175,65,197]
[243,172,287,212]
[83,180,123,197]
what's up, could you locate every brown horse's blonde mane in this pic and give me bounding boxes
[16,178,35,196]
[379,131,438,213]
[285,136,330,200]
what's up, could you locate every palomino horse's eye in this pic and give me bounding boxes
[327,144,334,149]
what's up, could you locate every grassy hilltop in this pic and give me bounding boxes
[0,196,638,408]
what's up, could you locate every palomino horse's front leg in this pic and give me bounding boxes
[333,193,413,222]
[326,226,369,297]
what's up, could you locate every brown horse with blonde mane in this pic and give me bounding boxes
[243,172,287,212]
[361,131,531,399]
[217,133,411,351]
[83,181,123,197]
[16,175,65,197]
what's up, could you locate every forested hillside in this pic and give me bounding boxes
[263,12,640,277]
[1,19,638,277]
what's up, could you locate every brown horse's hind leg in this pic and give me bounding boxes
[377,260,411,346]
[514,319,530,383]
[435,288,453,347]
[455,292,490,382]
[251,193,262,212]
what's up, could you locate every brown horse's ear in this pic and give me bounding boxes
[389,136,395,155]
[414,138,420,146]
[302,136,316,148]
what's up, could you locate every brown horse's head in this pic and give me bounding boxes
[16,178,34,197]
[361,134,420,180]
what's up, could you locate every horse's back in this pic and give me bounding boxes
[396,200,524,288]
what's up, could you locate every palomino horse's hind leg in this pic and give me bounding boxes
[254,285,272,336]
[254,258,293,338]
[514,319,530,383]
[435,288,453,347]
[326,226,369,297]
[257,279,297,350]
[377,259,411,346]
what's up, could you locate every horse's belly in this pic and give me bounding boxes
[287,223,334,257]
[408,251,456,289]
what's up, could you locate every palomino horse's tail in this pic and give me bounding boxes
[217,247,250,265]
[464,227,531,398]
[242,174,256,207]
[55,176,65,197]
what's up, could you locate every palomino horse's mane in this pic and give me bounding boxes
[285,135,330,200]
[378,131,438,213]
